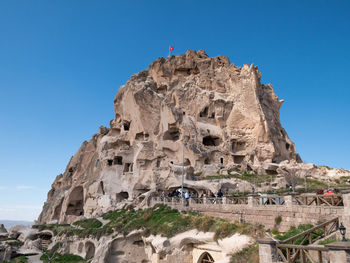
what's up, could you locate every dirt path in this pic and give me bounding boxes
[27,253,42,263]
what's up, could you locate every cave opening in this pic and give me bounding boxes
[202,136,221,146]
[116,191,129,202]
[286,143,290,150]
[200,106,208,117]
[123,163,133,173]
[85,242,95,260]
[233,155,245,164]
[66,186,84,216]
[163,128,180,141]
[123,121,130,131]
[113,156,123,165]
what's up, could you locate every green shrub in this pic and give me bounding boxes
[4,256,28,263]
[72,218,102,229]
[35,205,264,241]
[230,244,259,263]
[319,238,338,245]
[40,253,86,263]
[275,216,282,225]
[271,229,280,235]
[276,224,323,245]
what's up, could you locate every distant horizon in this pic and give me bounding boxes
[1,0,349,221]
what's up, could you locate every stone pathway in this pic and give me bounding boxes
[27,253,42,263]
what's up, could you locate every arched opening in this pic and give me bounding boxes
[198,252,215,263]
[52,198,63,220]
[116,191,129,202]
[85,241,95,260]
[200,106,209,117]
[286,142,290,150]
[66,186,84,216]
[123,121,130,131]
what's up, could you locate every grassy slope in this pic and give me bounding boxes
[35,205,264,241]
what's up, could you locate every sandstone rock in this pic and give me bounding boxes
[8,225,38,242]
[0,224,7,235]
[0,243,12,262]
[38,50,301,224]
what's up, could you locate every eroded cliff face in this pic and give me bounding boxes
[38,50,299,224]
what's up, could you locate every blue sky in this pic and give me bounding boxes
[0,1,349,221]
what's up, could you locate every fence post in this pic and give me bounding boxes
[203,197,208,204]
[257,238,279,263]
[325,242,350,262]
[248,195,255,207]
[342,193,350,239]
[222,196,227,205]
[285,195,293,207]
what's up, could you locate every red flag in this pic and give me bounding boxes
[169,46,174,51]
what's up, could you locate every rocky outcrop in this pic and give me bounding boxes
[38,50,304,224]
[47,229,252,263]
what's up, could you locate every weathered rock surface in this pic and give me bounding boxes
[49,229,252,263]
[37,50,349,225]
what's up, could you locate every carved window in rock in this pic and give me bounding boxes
[113,156,123,165]
[123,163,133,173]
[200,106,209,117]
[123,121,130,131]
[107,159,113,166]
[202,136,221,146]
[198,252,215,263]
[286,142,290,150]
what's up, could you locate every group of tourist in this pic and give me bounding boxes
[158,189,225,206]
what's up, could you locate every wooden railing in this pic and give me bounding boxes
[191,197,204,204]
[293,194,343,206]
[205,197,223,204]
[151,194,344,208]
[276,217,339,263]
[225,196,248,205]
[253,195,285,205]
[276,244,328,263]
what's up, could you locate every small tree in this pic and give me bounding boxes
[42,242,62,263]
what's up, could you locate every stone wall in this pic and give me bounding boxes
[151,193,350,232]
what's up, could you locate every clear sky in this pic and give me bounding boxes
[0,0,349,221]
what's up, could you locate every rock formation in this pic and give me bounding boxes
[38,50,322,224]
